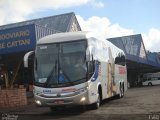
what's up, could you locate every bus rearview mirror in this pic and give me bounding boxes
[24,51,35,68]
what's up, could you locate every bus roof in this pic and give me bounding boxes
[37,31,125,55]
[37,31,91,44]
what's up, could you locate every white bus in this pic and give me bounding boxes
[24,31,127,110]
[142,72,160,86]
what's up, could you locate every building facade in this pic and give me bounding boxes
[108,34,160,87]
[0,12,81,89]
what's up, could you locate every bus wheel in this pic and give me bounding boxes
[92,91,100,109]
[118,83,124,98]
[148,82,152,86]
[121,84,124,97]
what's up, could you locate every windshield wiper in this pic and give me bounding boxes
[45,60,57,86]
[59,67,74,85]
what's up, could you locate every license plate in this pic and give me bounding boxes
[55,100,64,104]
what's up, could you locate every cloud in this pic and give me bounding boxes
[76,15,134,39]
[91,0,104,8]
[77,15,160,52]
[142,28,160,52]
[0,0,159,52]
[0,0,104,25]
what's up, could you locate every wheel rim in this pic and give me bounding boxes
[149,83,152,86]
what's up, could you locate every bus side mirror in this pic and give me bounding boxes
[24,51,35,68]
[91,55,95,72]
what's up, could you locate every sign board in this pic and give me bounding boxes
[0,24,36,54]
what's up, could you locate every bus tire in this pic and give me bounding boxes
[148,82,152,86]
[121,83,124,97]
[92,89,101,110]
[118,83,124,98]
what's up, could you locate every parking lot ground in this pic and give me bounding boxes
[0,85,160,120]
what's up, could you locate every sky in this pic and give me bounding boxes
[0,0,160,52]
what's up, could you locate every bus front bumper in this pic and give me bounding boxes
[34,90,90,107]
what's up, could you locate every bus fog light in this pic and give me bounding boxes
[35,100,42,105]
[80,97,86,102]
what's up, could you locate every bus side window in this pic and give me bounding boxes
[87,54,95,77]
[154,77,158,80]
[143,78,147,82]
[115,52,125,66]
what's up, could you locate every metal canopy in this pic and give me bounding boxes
[107,34,160,73]
[0,12,81,32]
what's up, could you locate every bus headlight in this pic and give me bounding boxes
[35,100,42,105]
[80,97,86,102]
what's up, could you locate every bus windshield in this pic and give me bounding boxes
[34,40,87,87]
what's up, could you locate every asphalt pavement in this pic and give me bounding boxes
[0,85,160,120]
